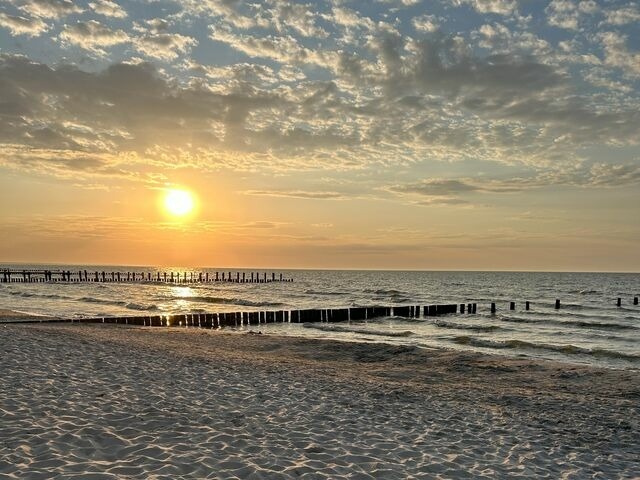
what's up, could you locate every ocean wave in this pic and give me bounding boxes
[363,288,406,296]
[304,289,350,296]
[434,320,503,332]
[497,315,637,331]
[170,296,285,308]
[124,302,159,311]
[78,296,128,307]
[303,323,414,337]
[452,336,640,361]
[6,291,73,300]
[76,297,158,311]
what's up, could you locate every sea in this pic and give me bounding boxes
[1,265,639,370]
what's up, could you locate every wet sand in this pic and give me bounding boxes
[1,322,638,479]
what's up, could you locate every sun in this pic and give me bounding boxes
[164,189,195,217]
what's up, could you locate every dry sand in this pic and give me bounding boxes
[0,322,638,479]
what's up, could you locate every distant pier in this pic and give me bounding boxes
[0,269,293,284]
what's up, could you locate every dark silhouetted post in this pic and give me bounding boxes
[491,302,496,314]
[460,304,465,314]
[525,301,530,310]
[216,272,219,281]
[242,272,245,283]
[555,299,560,309]
[635,297,638,305]
[510,302,515,310]
[617,298,622,307]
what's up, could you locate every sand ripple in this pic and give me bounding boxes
[0,324,638,479]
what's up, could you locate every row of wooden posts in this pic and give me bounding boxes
[12,297,640,327]
[0,270,292,284]
[93,297,639,327]
[499,297,639,311]
[56,304,471,327]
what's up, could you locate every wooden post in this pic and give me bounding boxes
[170,272,174,283]
[236,272,240,282]
[525,301,530,310]
[491,302,496,314]
[205,272,209,282]
[279,273,283,282]
[617,297,622,307]
[222,272,225,281]
[251,272,254,283]
[510,302,515,310]
[183,272,187,283]
[472,303,477,314]
[634,297,638,305]
[242,272,245,283]
[215,272,219,281]
[101,271,106,282]
[272,272,275,282]
[555,299,560,309]
[117,272,121,282]
[263,272,267,282]
[460,304,465,314]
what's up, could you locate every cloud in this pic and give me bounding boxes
[89,0,127,18]
[135,33,197,60]
[210,27,337,70]
[451,0,518,16]
[388,163,640,206]
[602,4,640,25]
[19,0,82,19]
[412,14,439,33]
[59,20,130,54]
[267,2,328,38]
[597,31,640,78]
[243,190,348,199]
[545,0,598,30]
[0,12,48,36]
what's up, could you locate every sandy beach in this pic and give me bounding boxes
[1,321,639,479]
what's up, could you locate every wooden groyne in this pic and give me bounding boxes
[7,297,638,327]
[0,269,293,284]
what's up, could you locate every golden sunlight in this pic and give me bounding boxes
[163,189,195,217]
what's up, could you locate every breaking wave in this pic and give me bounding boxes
[452,336,640,361]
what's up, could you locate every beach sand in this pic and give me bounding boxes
[1,321,638,479]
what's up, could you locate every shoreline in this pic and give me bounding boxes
[1,322,639,478]
[1,309,638,372]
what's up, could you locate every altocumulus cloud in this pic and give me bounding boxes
[0,0,637,197]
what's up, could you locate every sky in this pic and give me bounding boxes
[0,0,639,271]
